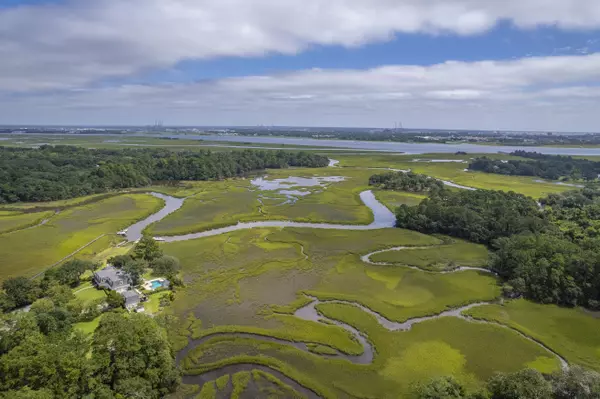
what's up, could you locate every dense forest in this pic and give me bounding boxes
[395,187,600,308]
[395,189,547,245]
[414,367,600,399]
[0,146,329,203]
[369,172,444,192]
[469,151,600,181]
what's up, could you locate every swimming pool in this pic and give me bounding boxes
[151,280,164,289]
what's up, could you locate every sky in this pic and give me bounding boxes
[2,1,600,131]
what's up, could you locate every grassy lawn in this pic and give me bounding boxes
[370,239,489,271]
[74,315,102,336]
[465,299,600,372]
[74,283,106,305]
[145,292,170,314]
[0,193,163,281]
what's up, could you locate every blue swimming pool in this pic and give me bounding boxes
[151,280,163,289]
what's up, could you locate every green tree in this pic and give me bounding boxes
[90,312,180,398]
[487,369,552,399]
[415,376,468,398]
[551,366,600,399]
[47,284,76,307]
[0,330,90,398]
[2,277,40,309]
[150,255,180,278]
[123,259,147,287]
[30,298,75,335]
[53,259,96,287]
[105,291,124,309]
[133,237,163,262]
[107,254,134,269]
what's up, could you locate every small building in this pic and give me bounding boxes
[93,266,131,293]
[122,290,141,310]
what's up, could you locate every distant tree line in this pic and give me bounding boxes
[414,366,600,399]
[395,187,600,309]
[0,146,329,203]
[369,172,444,193]
[469,151,600,181]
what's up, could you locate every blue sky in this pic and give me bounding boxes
[2,0,600,131]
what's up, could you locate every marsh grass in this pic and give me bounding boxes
[370,239,489,271]
[0,210,54,234]
[466,299,600,372]
[0,193,163,280]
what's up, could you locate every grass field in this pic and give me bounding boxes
[373,190,426,210]
[0,193,163,281]
[466,299,600,372]
[336,154,574,198]
[0,210,54,234]
[370,239,489,271]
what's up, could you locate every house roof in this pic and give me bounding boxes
[95,266,128,285]
[122,290,141,303]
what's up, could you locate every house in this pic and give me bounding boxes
[122,290,142,310]
[93,266,131,293]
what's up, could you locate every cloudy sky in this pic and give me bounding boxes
[2,0,600,131]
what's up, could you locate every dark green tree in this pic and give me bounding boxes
[133,237,163,263]
[1,277,40,309]
[415,376,468,398]
[107,254,134,269]
[123,259,147,287]
[150,255,180,278]
[52,259,96,288]
[551,366,600,399]
[105,290,124,309]
[90,312,180,398]
[487,369,552,399]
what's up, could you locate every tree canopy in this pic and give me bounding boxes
[0,146,329,203]
[395,189,546,245]
[0,310,179,398]
[414,367,600,399]
[469,152,600,181]
[369,171,445,192]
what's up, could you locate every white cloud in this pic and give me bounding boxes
[1,53,600,131]
[2,0,600,90]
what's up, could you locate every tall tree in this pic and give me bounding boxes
[134,237,163,263]
[1,277,39,309]
[487,369,553,399]
[90,312,180,398]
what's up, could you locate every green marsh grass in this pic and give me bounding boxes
[466,299,600,372]
[0,193,163,280]
[370,239,489,271]
[0,210,54,234]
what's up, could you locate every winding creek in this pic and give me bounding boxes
[117,162,568,396]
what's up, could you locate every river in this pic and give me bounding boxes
[163,134,600,156]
